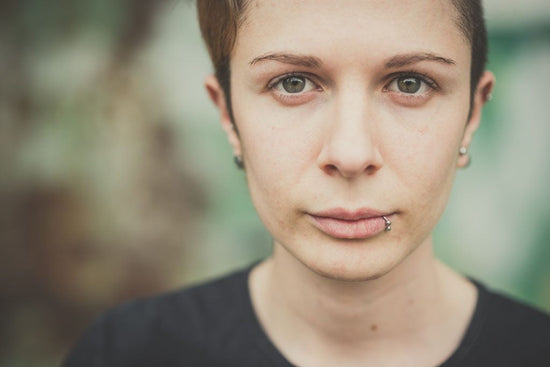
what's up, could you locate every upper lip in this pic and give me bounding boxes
[310,208,390,221]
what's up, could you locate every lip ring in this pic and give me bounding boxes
[307,209,394,240]
[311,207,389,221]
[382,216,392,231]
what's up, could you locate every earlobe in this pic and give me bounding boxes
[457,71,495,168]
[204,75,242,157]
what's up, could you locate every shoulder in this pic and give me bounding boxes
[62,265,253,367]
[105,265,250,340]
[479,282,550,339]
[463,279,550,366]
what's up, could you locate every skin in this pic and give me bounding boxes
[206,0,494,365]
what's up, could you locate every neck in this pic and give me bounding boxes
[249,236,476,364]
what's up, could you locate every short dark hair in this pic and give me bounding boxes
[197,0,488,115]
[450,0,488,98]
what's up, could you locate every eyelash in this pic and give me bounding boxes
[265,72,321,104]
[266,71,439,102]
[267,73,320,90]
[384,71,439,93]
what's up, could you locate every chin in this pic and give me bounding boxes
[288,237,408,282]
[306,258,397,282]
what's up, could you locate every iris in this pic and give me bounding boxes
[282,76,306,93]
[397,77,422,93]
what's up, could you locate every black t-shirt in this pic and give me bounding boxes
[62,264,550,367]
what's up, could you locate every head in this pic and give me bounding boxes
[198,0,494,280]
[197,0,490,121]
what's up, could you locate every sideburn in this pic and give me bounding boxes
[216,63,239,134]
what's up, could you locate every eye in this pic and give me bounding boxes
[271,75,317,95]
[386,74,436,95]
[397,77,422,93]
[282,76,306,93]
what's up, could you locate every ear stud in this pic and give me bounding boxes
[458,147,471,168]
[234,155,244,169]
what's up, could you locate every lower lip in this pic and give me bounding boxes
[308,215,389,240]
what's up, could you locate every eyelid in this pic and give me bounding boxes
[267,72,322,91]
[384,71,440,92]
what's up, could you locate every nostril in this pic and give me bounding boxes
[316,127,384,178]
[365,164,379,175]
[321,164,338,176]
[321,161,380,178]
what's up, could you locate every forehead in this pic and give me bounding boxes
[234,0,469,69]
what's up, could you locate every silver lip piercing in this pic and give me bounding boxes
[382,216,392,232]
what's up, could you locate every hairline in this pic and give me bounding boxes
[218,0,482,124]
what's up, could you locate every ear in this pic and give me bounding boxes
[204,75,242,157]
[457,71,495,168]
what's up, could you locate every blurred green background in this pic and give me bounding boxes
[1,1,549,366]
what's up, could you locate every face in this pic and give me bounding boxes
[207,0,493,281]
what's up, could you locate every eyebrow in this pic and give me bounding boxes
[249,53,322,68]
[385,52,456,68]
[248,51,456,69]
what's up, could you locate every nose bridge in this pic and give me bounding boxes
[319,82,382,177]
[335,85,370,139]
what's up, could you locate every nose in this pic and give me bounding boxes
[317,89,383,178]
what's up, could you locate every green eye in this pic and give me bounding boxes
[397,77,422,93]
[282,76,306,93]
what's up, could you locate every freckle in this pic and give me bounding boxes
[409,299,414,305]
[370,324,378,332]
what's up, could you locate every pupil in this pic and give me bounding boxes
[282,76,306,93]
[398,77,421,93]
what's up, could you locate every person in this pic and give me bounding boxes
[63,0,550,366]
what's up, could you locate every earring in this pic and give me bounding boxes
[234,155,244,169]
[458,146,471,168]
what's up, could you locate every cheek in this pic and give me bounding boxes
[235,94,322,187]
[233,104,317,231]
[383,105,466,216]
[241,123,308,190]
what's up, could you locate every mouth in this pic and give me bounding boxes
[307,208,394,240]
